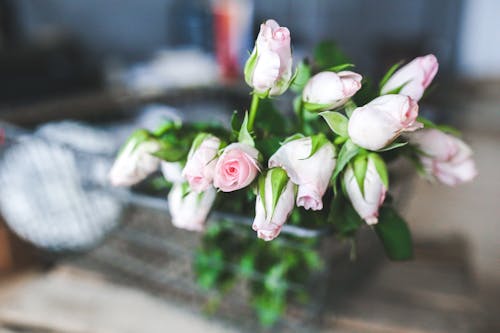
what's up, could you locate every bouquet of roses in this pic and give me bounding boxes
[109,19,477,260]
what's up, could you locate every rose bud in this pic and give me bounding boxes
[409,129,477,186]
[161,161,184,183]
[244,19,292,96]
[168,183,216,231]
[182,134,221,193]
[348,94,422,151]
[213,143,260,192]
[302,71,362,111]
[252,168,296,241]
[381,54,439,101]
[344,158,387,225]
[109,130,160,186]
[269,135,336,210]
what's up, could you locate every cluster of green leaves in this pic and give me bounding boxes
[193,222,322,327]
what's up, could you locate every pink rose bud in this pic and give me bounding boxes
[269,136,336,210]
[348,94,422,151]
[344,159,387,225]
[409,129,477,186]
[161,161,184,183]
[302,71,363,111]
[213,143,260,192]
[109,132,160,187]
[244,19,293,96]
[381,54,439,101]
[168,183,216,231]
[252,168,296,241]
[182,134,221,193]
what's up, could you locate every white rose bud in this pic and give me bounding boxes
[409,129,477,186]
[348,94,422,151]
[269,136,336,210]
[244,19,293,96]
[161,161,184,183]
[344,159,387,225]
[182,133,221,193]
[109,130,160,186]
[302,71,362,111]
[252,168,296,241]
[381,54,439,101]
[168,183,216,231]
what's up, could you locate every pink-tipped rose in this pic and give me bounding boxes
[252,168,295,241]
[344,159,387,225]
[244,19,292,96]
[182,134,221,193]
[213,143,260,192]
[381,54,439,101]
[168,183,216,231]
[409,129,477,186]
[348,94,422,151]
[269,136,336,210]
[302,71,362,111]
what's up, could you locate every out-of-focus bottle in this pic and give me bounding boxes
[212,0,253,81]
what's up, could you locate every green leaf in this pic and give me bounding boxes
[344,100,357,118]
[301,133,330,160]
[320,111,348,137]
[122,129,151,154]
[269,168,290,220]
[152,147,187,162]
[332,139,360,183]
[382,80,411,95]
[374,206,414,260]
[290,59,311,93]
[258,174,267,216]
[190,133,211,154]
[313,41,351,70]
[238,112,255,146]
[303,101,332,113]
[377,141,408,152]
[328,63,355,72]
[379,60,404,90]
[281,133,305,145]
[369,153,389,188]
[244,47,258,86]
[417,116,461,136]
[152,120,181,137]
[353,155,368,195]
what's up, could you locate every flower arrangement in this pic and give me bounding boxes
[110,18,476,253]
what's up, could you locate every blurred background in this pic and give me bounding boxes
[0,0,499,332]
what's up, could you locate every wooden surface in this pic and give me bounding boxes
[0,238,494,333]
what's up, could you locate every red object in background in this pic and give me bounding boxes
[0,127,5,145]
[213,6,240,81]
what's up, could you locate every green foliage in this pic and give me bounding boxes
[374,207,414,260]
[238,112,255,146]
[352,155,368,195]
[328,63,355,72]
[332,139,360,184]
[193,222,323,328]
[290,59,311,93]
[379,61,403,91]
[313,41,351,70]
[320,111,348,137]
[377,141,408,152]
[417,116,461,136]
